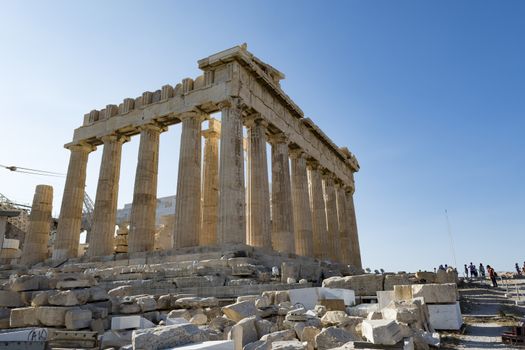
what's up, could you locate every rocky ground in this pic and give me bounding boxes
[441,278,525,349]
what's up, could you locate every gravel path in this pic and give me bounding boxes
[441,279,525,349]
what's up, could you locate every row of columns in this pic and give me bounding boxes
[52,101,361,268]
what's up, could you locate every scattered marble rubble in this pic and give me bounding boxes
[0,249,458,349]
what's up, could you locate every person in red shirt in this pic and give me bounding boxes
[486,265,498,287]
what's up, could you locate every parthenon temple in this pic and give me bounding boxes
[49,44,362,269]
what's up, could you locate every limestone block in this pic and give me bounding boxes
[222,300,257,322]
[414,272,436,283]
[31,291,49,306]
[168,309,192,321]
[88,287,109,301]
[0,290,24,307]
[65,308,92,330]
[260,329,297,349]
[156,294,172,310]
[10,307,39,327]
[411,283,458,304]
[320,288,356,307]
[56,279,93,289]
[427,302,462,330]
[190,313,208,325]
[322,275,384,296]
[175,297,220,308]
[36,306,70,326]
[120,302,141,314]
[48,290,79,306]
[272,340,307,350]
[167,317,192,326]
[2,238,19,249]
[0,247,21,259]
[0,328,48,341]
[275,291,290,304]
[132,323,208,350]
[108,285,133,297]
[393,285,413,302]
[9,275,41,291]
[377,291,395,310]
[381,302,420,324]
[171,341,234,350]
[80,303,109,319]
[384,274,412,291]
[288,288,320,310]
[229,316,258,348]
[314,326,357,350]
[100,330,133,349]
[209,316,236,332]
[299,326,320,350]
[137,296,157,312]
[361,319,403,345]
[255,318,275,338]
[112,315,155,330]
[74,288,90,305]
[346,304,379,318]
[255,295,271,309]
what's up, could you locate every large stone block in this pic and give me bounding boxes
[393,285,413,301]
[381,302,420,324]
[10,307,39,327]
[65,308,92,330]
[427,302,462,330]
[170,340,234,350]
[272,340,307,350]
[36,306,70,326]
[222,300,257,322]
[0,290,24,307]
[112,315,155,330]
[132,323,208,350]
[414,271,436,283]
[175,297,219,308]
[361,319,403,345]
[230,316,258,348]
[48,290,79,306]
[411,283,458,304]
[322,275,384,296]
[384,274,411,291]
[376,291,394,310]
[314,326,357,350]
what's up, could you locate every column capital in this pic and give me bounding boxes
[344,183,356,195]
[306,158,320,171]
[267,132,288,145]
[321,169,336,182]
[243,114,268,129]
[66,142,96,153]
[179,112,207,123]
[289,148,306,159]
[138,123,167,133]
[101,134,129,144]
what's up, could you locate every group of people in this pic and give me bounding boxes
[464,262,498,287]
[514,262,525,276]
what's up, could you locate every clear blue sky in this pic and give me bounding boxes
[1,1,524,272]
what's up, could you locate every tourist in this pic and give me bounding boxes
[469,262,478,278]
[479,263,486,278]
[464,264,469,278]
[522,262,525,275]
[438,264,445,271]
[515,263,522,276]
[487,265,498,287]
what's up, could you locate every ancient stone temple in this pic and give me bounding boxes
[52,44,362,269]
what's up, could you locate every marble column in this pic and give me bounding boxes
[217,101,246,244]
[345,186,363,269]
[307,161,328,260]
[269,133,295,253]
[335,181,350,264]
[290,149,313,257]
[245,117,271,248]
[322,171,340,262]
[21,185,53,266]
[128,124,163,253]
[88,134,127,257]
[200,119,221,246]
[53,143,95,260]
[174,114,205,248]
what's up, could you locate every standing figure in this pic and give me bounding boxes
[464,264,469,278]
[487,265,498,287]
[515,263,522,276]
[479,263,486,278]
[469,262,478,278]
